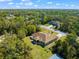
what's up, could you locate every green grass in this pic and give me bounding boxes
[40,27,52,33]
[44,24,50,26]
[23,36,31,43]
[40,27,58,36]
[59,36,67,42]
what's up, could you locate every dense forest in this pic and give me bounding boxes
[0,9,79,59]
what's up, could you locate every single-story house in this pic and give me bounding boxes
[6,14,15,19]
[30,32,58,46]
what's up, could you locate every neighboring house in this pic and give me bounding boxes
[6,14,15,19]
[48,21,60,29]
[30,32,58,46]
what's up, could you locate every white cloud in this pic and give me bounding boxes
[21,0,33,6]
[16,6,20,8]
[46,6,53,9]
[34,5,38,7]
[65,4,69,7]
[55,3,60,6]
[0,0,12,2]
[16,2,23,5]
[47,2,53,4]
[25,2,33,6]
[8,2,14,5]
[71,4,75,7]
[21,0,30,2]
[19,2,23,5]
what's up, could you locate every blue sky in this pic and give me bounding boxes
[0,0,79,9]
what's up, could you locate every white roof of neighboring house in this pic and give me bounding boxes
[49,54,63,59]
